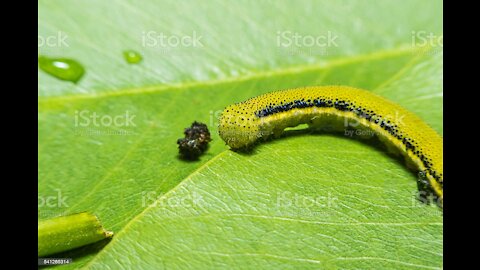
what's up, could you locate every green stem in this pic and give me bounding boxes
[38,212,113,257]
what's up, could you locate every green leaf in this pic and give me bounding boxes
[38,0,443,269]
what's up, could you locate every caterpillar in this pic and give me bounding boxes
[218,86,443,204]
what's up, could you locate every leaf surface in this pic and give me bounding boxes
[38,1,443,268]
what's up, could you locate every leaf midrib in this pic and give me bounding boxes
[81,150,230,269]
[38,44,417,107]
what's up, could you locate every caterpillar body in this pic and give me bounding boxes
[218,86,443,203]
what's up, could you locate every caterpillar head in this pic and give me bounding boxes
[218,103,261,149]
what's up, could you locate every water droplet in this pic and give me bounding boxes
[123,50,143,64]
[38,56,85,83]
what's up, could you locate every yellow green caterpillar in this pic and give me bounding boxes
[218,86,443,204]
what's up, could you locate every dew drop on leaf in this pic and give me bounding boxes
[38,56,85,83]
[123,50,143,64]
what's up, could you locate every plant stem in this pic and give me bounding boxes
[38,212,113,257]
